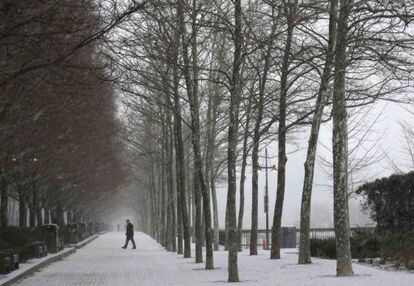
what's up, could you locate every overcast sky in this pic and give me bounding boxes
[111,101,413,231]
[216,101,413,229]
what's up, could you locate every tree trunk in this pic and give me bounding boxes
[205,82,217,252]
[178,0,213,268]
[204,27,224,253]
[0,173,8,227]
[161,148,167,247]
[227,0,242,281]
[37,197,43,226]
[298,0,338,265]
[250,139,259,255]
[174,99,190,256]
[192,179,196,243]
[186,155,192,247]
[237,122,251,251]
[249,10,276,254]
[19,190,27,228]
[176,187,183,254]
[170,122,177,253]
[332,0,354,277]
[56,200,64,226]
[271,3,295,260]
[170,18,191,257]
[194,169,203,263]
[166,169,173,251]
[224,201,229,250]
[149,161,158,239]
[165,90,176,252]
[210,171,219,251]
[30,187,38,227]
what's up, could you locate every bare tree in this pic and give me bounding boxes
[332,0,354,276]
[271,0,299,260]
[298,0,339,264]
[177,0,213,267]
[226,0,243,281]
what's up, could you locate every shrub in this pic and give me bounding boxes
[380,231,414,269]
[310,230,380,260]
[310,231,414,269]
[31,228,55,247]
[0,226,33,250]
[0,226,36,262]
[0,226,61,261]
[350,229,380,260]
[61,225,74,245]
[356,172,414,232]
[310,238,337,259]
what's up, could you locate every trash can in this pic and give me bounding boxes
[39,224,62,253]
[66,223,79,244]
[0,249,18,273]
[94,223,99,234]
[0,252,12,274]
[280,227,296,248]
[25,241,48,258]
[87,222,94,236]
[78,222,87,240]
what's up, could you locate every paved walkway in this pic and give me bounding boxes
[15,232,414,286]
[15,232,212,286]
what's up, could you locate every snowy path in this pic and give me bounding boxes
[15,232,413,286]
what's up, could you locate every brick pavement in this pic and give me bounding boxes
[14,232,209,286]
[14,231,414,286]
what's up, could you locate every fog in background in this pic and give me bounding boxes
[111,101,412,230]
[216,101,412,229]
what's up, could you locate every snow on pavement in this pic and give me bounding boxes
[14,232,413,286]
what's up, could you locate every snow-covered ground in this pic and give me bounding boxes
[14,232,413,286]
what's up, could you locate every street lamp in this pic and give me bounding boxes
[258,148,277,250]
[257,164,277,173]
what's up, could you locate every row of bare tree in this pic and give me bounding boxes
[0,0,149,228]
[2,0,414,282]
[112,0,414,282]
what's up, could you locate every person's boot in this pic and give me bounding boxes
[122,246,126,249]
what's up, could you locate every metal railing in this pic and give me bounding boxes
[219,227,376,249]
[219,227,297,249]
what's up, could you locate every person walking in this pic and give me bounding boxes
[122,219,136,249]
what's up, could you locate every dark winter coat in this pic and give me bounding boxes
[126,222,134,237]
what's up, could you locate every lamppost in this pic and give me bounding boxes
[258,148,277,250]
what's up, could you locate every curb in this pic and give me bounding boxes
[0,234,101,286]
[69,234,100,249]
[0,247,75,286]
